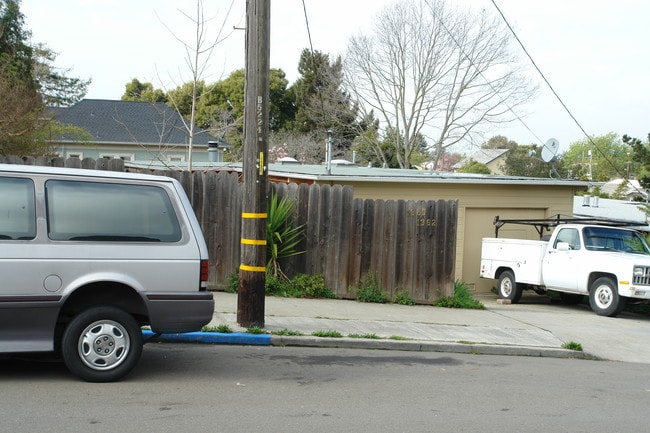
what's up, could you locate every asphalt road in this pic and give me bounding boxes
[1,344,649,433]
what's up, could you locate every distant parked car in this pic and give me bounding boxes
[0,164,214,382]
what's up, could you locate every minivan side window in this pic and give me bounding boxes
[46,180,182,242]
[0,177,36,240]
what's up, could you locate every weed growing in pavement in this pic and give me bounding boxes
[353,273,389,303]
[348,333,381,339]
[226,272,239,293]
[393,289,416,306]
[312,330,343,338]
[201,324,233,333]
[434,280,485,309]
[246,326,266,334]
[272,329,304,336]
[562,341,583,351]
[389,335,413,341]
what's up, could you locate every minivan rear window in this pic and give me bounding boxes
[0,177,36,240]
[46,180,182,242]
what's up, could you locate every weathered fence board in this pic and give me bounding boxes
[1,156,458,303]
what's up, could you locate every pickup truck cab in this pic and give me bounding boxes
[0,164,214,381]
[480,220,650,317]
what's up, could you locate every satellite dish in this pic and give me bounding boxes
[541,138,559,163]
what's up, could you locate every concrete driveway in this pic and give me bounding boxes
[486,294,650,363]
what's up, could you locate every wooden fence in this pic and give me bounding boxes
[1,156,458,303]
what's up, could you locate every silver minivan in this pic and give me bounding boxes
[0,164,214,382]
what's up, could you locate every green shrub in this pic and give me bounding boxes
[393,289,416,306]
[292,273,337,299]
[267,193,304,279]
[434,280,485,309]
[265,273,299,297]
[265,273,336,299]
[354,274,389,303]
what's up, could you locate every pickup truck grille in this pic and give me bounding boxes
[633,266,650,286]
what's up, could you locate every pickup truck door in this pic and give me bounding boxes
[542,227,583,292]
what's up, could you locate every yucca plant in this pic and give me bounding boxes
[266,193,305,279]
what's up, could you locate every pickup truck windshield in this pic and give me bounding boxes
[583,226,650,254]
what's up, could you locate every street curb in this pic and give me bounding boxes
[141,331,592,360]
[142,330,271,345]
[270,335,592,359]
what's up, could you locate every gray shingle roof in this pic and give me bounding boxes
[48,99,212,146]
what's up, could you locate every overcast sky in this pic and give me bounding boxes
[21,0,650,154]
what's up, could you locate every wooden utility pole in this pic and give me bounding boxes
[237,0,270,328]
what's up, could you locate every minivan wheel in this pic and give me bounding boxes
[61,306,143,382]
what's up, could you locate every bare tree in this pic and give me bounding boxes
[344,0,534,169]
[159,0,237,171]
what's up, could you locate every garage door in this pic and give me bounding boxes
[463,208,546,294]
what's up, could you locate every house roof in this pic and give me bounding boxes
[48,99,212,147]
[600,178,648,199]
[126,160,591,188]
[453,148,510,169]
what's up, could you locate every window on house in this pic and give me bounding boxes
[99,153,134,161]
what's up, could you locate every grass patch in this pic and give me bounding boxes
[201,324,233,333]
[434,280,485,310]
[271,329,304,336]
[348,333,381,339]
[562,341,583,351]
[311,330,343,338]
[389,335,413,341]
[246,326,266,334]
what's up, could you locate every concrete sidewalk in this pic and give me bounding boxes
[147,292,650,363]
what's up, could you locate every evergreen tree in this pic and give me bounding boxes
[289,49,360,159]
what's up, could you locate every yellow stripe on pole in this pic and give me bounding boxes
[259,151,264,176]
[241,238,267,245]
[240,264,266,273]
[242,212,267,219]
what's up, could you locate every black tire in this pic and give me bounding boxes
[559,293,584,305]
[61,306,143,382]
[589,277,626,317]
[497,270,522,303]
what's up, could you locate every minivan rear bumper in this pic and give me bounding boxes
[146,292,215,333]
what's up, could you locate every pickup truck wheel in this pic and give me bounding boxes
[61,306,143,382]
[497,270,522,303]
[589,277,626,317]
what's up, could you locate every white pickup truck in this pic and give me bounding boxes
[479,217,650,316]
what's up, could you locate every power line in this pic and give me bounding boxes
[301,0,315,54]
[491,0,629,182]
